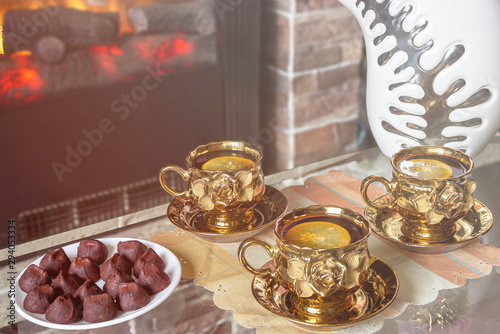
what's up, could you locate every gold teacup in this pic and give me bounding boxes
[361,146,476,242]
[159,141,265,231]
[238,205,371,319]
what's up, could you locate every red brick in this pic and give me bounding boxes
[297,0,343,12]
[317,62,361,89]
[294,43,342,71]
[293,72,318,95]
[261,2,365,172]
[294,120,358,161]
[261,104,292,132]
[294,7,360,46]
[274,129,294,157]
[340,34,365,62]
[294,79,361,127]
[262,9,291,71]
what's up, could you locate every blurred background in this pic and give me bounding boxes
[0,0,374,246]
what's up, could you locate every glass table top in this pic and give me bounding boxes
[2,136,499,333]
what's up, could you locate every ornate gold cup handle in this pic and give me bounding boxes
[238,238,276,277]
[159,165,190,198]
[360,175,394,210]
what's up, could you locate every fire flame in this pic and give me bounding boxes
[0,54,44,104]
[134,35,194,61]
[90,43,124,78]
[0,1,197,105]
[0,34,196,105]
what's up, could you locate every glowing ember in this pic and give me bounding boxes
[134,35,194,61]
[90,43,124,77]
[0,33,197,104]
[174,37,194,55]
[0,0,201,107]
[0,55,45,104]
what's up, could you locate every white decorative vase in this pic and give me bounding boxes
[339,0,500,158]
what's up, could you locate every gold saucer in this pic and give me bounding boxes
[167,185,288,243]
[365,195,493,254]
[252,257,399,331]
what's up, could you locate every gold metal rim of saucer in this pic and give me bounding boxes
[364,195,494,254]
[167,185,288,243]
[251,256,399,331]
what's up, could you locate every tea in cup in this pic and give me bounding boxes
[159,141,265,231]
[361,146,476,242]
[238,205,371,319]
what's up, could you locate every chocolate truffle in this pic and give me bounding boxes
[137,262,171,294]
[45,293,81,324]
[19,264,51,293]
[39,248,71,277]
[77,239,108,265]
[23,284,55,314]
[52,271,80,297]
[83,294,118,323]
[100,253,131,281]
[103,270,134,299]
[117,240,148,264]
[116,282,150,311]
[68,257,100,284]
[73,279,103,304]
[133,248,165,277]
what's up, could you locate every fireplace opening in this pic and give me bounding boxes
[0,0,261,246]
[0,0,219,105]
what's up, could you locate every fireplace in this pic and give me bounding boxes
[0,0,261,245]
[0,0,220,104]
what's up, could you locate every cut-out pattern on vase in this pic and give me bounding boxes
[340,0,500,157]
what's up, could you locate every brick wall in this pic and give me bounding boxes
[261,0,366,172]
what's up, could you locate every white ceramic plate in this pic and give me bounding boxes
[14,237,181,330]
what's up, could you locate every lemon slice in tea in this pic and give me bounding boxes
[202,156,254,171]
[284,221,351,248]
[399,158,453,179]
